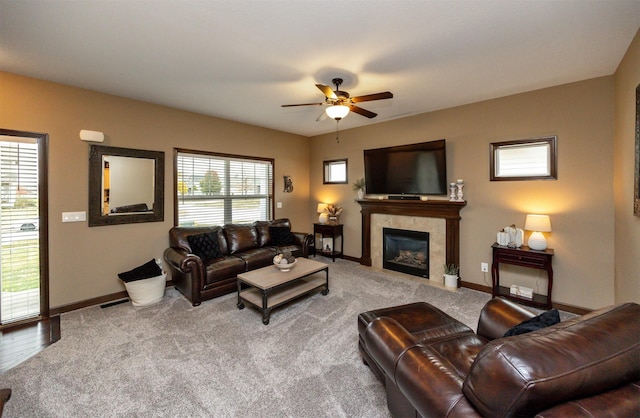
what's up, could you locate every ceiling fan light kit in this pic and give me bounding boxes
[325,105,350,120]
[282,77,393,124]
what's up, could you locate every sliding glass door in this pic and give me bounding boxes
[0,129,48,325]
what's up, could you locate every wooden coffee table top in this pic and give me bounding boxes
[237,257,328,290]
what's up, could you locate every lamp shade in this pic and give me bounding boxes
[525,214,551,250]
[317,203,328,213]
[325,105,350,120]
[524,214,552,232]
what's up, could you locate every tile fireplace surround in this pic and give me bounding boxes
[357,198,466,286]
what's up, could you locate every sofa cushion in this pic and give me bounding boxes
[203,256,246,287]
[462,303,640,417]
[253,221,272,247]
[187,232,222,262]
[269,226,294,246]
[503,308,560,337]
[224,224,259,254]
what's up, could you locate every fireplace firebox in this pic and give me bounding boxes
[383,227,429,278]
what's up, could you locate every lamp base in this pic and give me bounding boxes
[318,213,328,224]
[528,231,547,250]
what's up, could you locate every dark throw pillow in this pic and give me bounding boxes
[118,259,162,283]
[187,232,221,262]
[269,226,294,246]
[504,308,560,337]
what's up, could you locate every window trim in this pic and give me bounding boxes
[173,148,274,226]
[490,136,557,181]
[323,159,348,184]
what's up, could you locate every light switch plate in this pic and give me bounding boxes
[276,202,283,208]
[62,211,86,222]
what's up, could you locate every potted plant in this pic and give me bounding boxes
[352,178,366,199]
[443,263,459,288]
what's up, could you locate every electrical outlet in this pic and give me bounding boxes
[481,262,489,272]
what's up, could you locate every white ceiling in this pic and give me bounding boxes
[1,1,639,137]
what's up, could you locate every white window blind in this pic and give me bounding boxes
[176,151,273,226]
[0,139,41,323]
[495,142,551,177]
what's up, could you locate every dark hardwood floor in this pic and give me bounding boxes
[0,316,60,374]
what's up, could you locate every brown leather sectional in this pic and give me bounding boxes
[359,297,640,417]
[164,218,313,306]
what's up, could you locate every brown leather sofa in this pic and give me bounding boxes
[0,389,10,417]
[164,218,313,306]
[359,297,640,417]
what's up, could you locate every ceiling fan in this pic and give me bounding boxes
[281,78,393,120]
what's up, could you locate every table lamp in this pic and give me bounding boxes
[524,214,552,250]
[317,203,328,224]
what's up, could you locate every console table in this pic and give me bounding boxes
[314,223,343,262]
[491,243,554,309]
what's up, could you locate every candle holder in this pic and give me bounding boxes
[456,180,464,201]
[449,183,457,201]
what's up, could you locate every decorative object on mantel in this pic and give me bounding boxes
[449,183,457,201]
[352,177,366,199]
[524,214,552,250]
[317,203,329,224]
[443,263,459,288]
[326,204,343,224]
[502,224,524,248]
[456,179,464,201]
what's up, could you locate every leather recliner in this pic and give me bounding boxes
[359,297,640,417]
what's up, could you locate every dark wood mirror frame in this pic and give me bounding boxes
[89,145,164,226]
[635,84,639,217]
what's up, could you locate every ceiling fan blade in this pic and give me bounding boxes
[316,110,328,122]
[351,91,393,103]
[281,102,324,107]
[350,105,377,118]
[316,84,337,99]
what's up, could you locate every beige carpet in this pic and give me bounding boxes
[1,257,494,417]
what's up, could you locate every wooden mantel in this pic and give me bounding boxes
[356,198,467,271]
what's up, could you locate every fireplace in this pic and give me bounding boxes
[383,227,429,278]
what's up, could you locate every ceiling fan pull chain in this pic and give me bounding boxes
[335,120,340,143]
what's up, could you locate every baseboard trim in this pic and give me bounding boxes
[50,281,175,316]
[460,280,590,315]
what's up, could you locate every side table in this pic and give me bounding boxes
[313,223,343,262]
[491,243,554,309]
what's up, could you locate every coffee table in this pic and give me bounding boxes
[237,257,329,325]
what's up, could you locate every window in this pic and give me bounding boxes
[174,149,273,226]
[323,159,348,184]
[490,136,557,181]
[0,131,48,324]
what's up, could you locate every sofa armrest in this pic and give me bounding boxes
[476,297,536,340]
[163,247,206,305]
[364,317,481,417]
[534,380,640,417]
[292,231,313,258]
[362,317,421,379]
[395,346,482,418]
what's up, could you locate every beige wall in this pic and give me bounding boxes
[0,72,311,309]
[310,77,616,310]
[614,29,640,304]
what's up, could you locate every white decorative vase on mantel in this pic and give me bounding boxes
[357,189,364,200]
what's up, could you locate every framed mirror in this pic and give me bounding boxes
[89,145,164,226]
[490,136,557,181]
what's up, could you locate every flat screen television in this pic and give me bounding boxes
[364,139,447,196]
